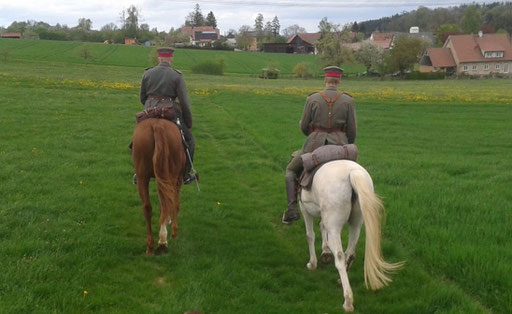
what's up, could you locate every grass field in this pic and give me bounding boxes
[0,39,366,77]
[1,39,512,313]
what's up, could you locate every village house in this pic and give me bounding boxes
[420,32,512,76]
[287,33,321,54]
[181,26,220,47]
[369,28,435,51]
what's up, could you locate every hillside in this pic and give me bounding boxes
[0,39,365,76]
[355,2,512,35]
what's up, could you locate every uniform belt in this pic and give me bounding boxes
[149,96,175,101]
[314,126,346,133]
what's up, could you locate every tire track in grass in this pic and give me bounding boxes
[96,44,119,63]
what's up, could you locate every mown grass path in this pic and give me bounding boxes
[1,50,511,313]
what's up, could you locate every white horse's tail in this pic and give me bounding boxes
[349,170,404,290]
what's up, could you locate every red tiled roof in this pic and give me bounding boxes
[447,33,512,62]
[287,33,321,45]
[371,32,393,41]
[370,33,394,49]
[181,26,220,40]
[0,33,22,38]
[372,39,393,49]
[427,48,456,67]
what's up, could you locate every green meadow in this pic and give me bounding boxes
[1,39,511,313]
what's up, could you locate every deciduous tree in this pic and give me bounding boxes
[461,5,481,34]
[120,5,140,38]
[386,35,429,75]
[282,24,306,38]
[355,41,384,73]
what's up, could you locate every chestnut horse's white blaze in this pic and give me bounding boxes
[300,160,403,312]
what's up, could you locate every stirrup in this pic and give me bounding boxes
[281,209,300,225]
[132,174,137,185]
[184,172,198,185]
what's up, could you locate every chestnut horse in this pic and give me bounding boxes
[132,118,186,255]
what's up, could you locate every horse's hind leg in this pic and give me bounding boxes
[320,221,333,264]
[138,179,154,255]
[345,198,363,271]
[326,227,354,312]
[301,207,317,270]
[155,224,169,255]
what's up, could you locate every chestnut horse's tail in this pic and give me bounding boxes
[152,122,180,238]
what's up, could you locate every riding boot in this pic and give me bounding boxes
[282,174,300,225]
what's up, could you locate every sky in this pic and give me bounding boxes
[0,0,501,34]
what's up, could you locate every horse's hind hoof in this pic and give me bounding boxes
[155,244,168,255]
[321,252,333,264]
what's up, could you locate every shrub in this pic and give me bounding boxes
[404,71,446,80]
[293,62,313,79]
[259,62,280,79]
[191,58,225,75]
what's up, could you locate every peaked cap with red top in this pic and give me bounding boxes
[157,47,174,58]
[323,65,344,78]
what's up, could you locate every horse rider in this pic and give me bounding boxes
[137,47,197,184]
[282,66,357,225]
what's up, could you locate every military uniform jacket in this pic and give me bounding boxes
[300,86,356,153]
[140,62,192,128]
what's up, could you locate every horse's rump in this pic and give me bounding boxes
[132,118,186,239]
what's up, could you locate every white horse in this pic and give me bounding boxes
[299,159,403,312]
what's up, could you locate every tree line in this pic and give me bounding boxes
[353,2,512,37]
[0,4,220,45]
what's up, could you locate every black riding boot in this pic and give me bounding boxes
[282,174,300,225]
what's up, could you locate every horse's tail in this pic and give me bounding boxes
[349,170,404,290]
[152,122,179,238]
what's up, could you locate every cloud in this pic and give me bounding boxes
[0,0,499,32]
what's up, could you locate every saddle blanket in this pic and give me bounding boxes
[300,144,358,190]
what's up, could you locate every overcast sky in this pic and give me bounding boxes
[0,0,500,34]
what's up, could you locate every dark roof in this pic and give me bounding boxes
[194,32,218,40]
[287,33,321,45]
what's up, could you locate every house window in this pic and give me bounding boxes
[463,65,468,71]
[496,64,501,70]
[505,63,509,73]
[472,65,478,71]
[484,51,505,58]
[484,64,489,70]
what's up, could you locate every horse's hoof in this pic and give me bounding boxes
[343,303,354,312]
[155,244,168,255]
[145,248,153,255]
[321,252,333,264]
[307,262,317,270]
